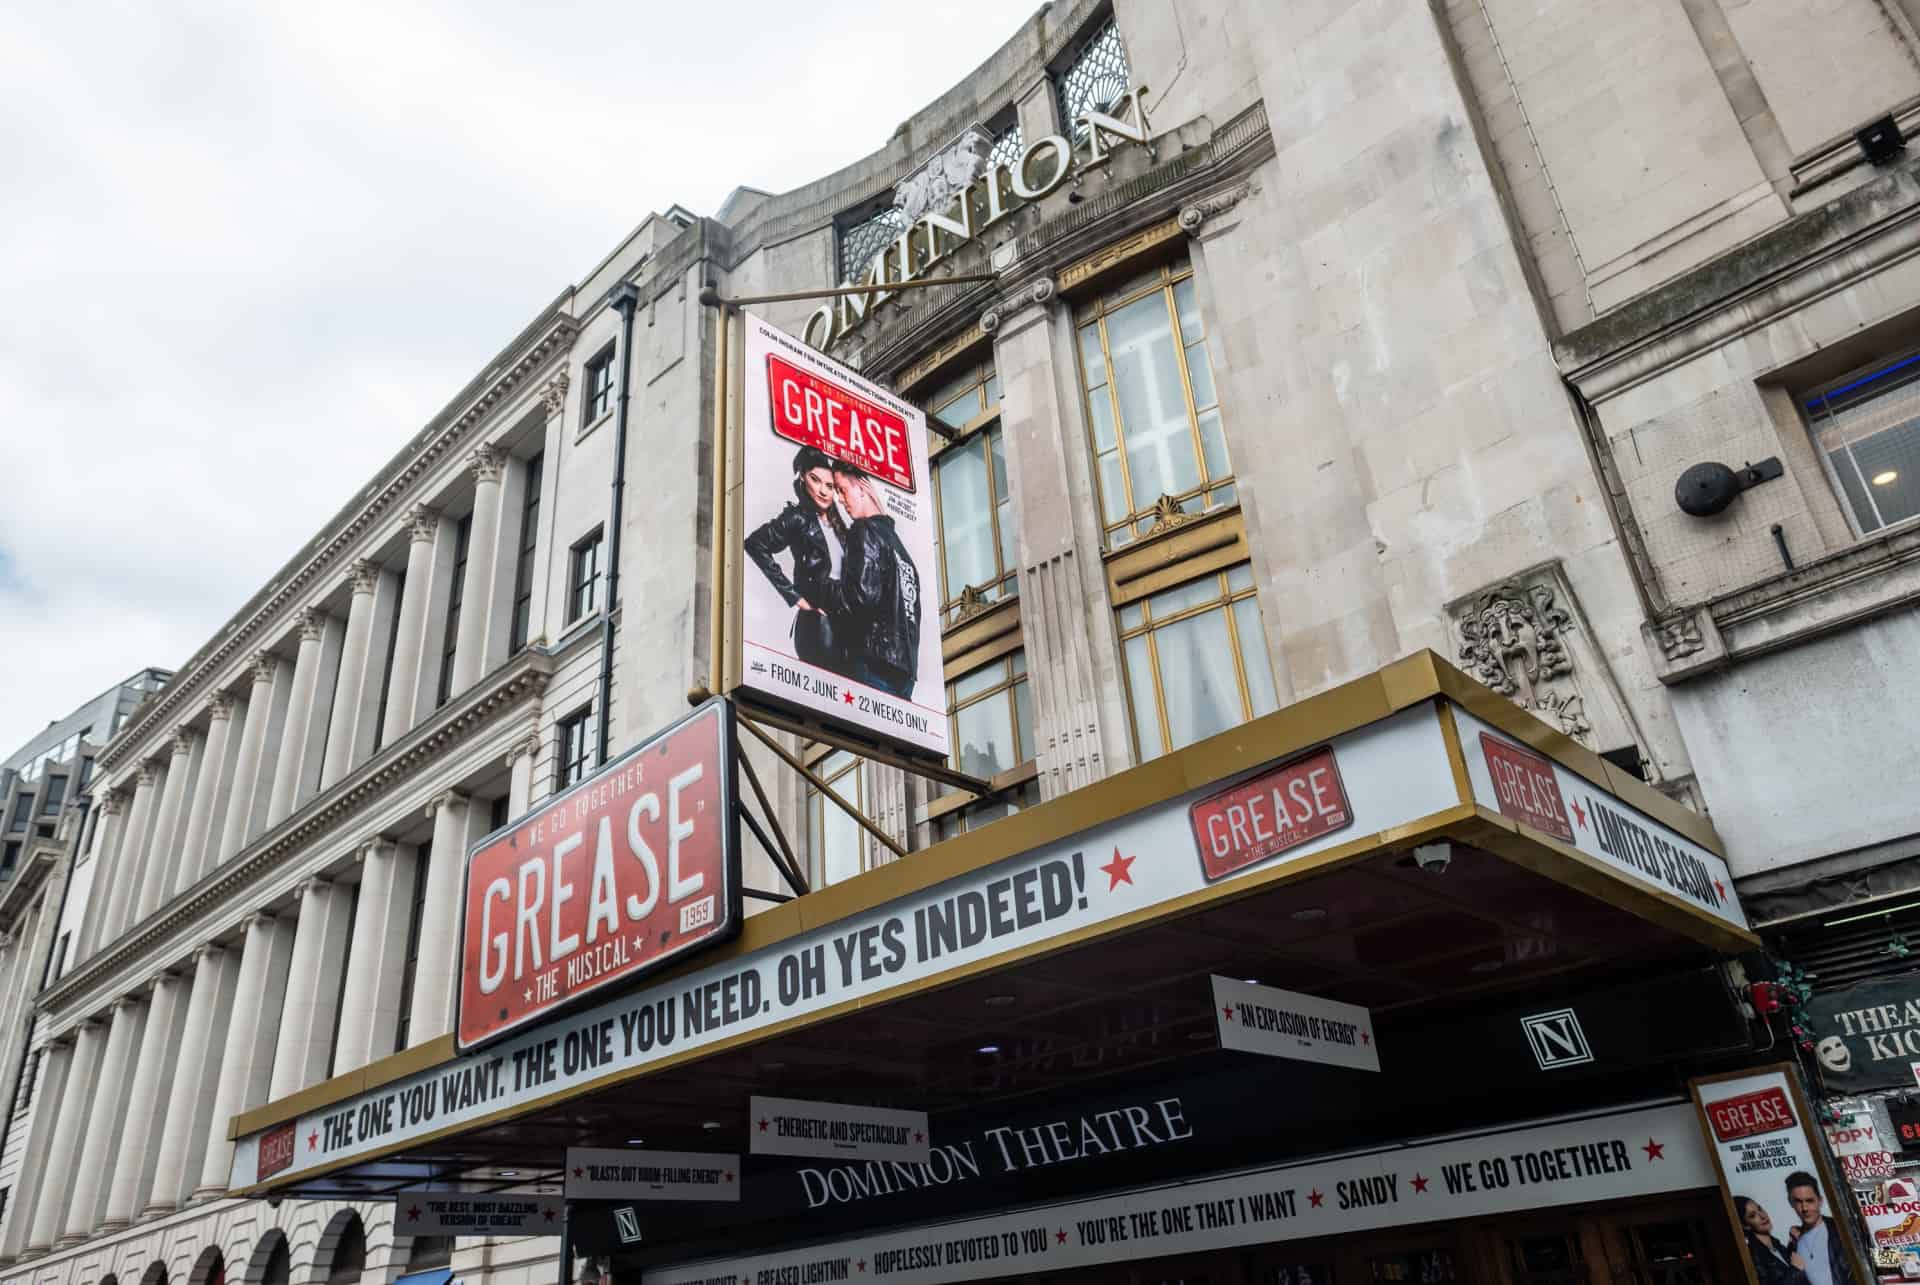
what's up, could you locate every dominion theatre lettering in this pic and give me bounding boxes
[804,89,1155,352]
[798,1097,1193,1209]
[1588,798,1723,909]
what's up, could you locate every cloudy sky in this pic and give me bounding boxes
[0,0,1044,757]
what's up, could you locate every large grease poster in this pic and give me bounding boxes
[1693,1067,1869,1285]
[739,313,948,759]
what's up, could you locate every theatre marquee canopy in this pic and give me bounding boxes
[227,651,1749,1199]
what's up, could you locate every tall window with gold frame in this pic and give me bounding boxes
[805,747,868,888]
[1073,260,1232,547]
[1118,564,1278,760]
[933,651,1040,842]
[928,362,1019,625]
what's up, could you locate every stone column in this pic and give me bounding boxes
[62,996,146,1241]
[175,694,238,893]
[322,560,396,787]
[197,912,295,1198]
[450,446,505,696]
[146,944,239,1215]
[505,732,541,818]
[407,790,470,1042]
[220,652,293,862]
[267,877,356,1099]
[385,506,452,742]
[28,1022,105,1251]
[332,840,419,1073]
[2,1040,71,1259]
[103,970,188,1230]
[102,763,161,943]
[73,792,126,961]
[986,286,1120,792]
[136,732,200,923]
[268,608,344,825]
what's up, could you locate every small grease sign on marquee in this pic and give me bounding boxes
[456,700,740,1051]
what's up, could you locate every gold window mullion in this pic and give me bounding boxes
[983,427,1008,594]
[1164,277,1213,493]
[1220,575,1255,723]
[1097,316,1137,540]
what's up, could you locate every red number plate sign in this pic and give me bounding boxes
[765,353,915,492]
[1706,1086,1797,1142]
[1479,733,1575,842]
[1189,747,1353,882]
[457,701,739,1050]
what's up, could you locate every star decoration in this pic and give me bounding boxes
[308,1130,319,1151]
[1222,1005,1235,1022]
[1360,1030,1371,1045]
[573,1166,584,1178]
[1713,878,1726,901]
[523,987,533,1004]
[724,1171,734,1183]
[855,1262,866,1274]
[914,1131,925,1144]
[758,1118,770,1132]
[1643,1137,1665,1161]
[407,1205,422,1221]
[633,933,646,953]
[1307,1189,1324,1208]
[1571,798,1588,830]
[1411,1173,1429,1194]
[1099,847,1136,890]
[544,1209,557,1222]
[843,690,855,705]
[1055,1229,1069,1245]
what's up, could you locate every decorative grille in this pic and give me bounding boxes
[988,122,1024,173]
[1055,19,1129,142]
[838,206,906,283]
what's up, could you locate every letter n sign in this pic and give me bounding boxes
[1521,1008,1594,1069]
[614,1207,643,1245]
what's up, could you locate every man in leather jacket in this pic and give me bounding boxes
[818,461,923,699]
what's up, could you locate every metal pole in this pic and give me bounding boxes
[599,283,641,767]
[709,304,731,697]
[738,749,809,896]
[558,1202,575,1285]
[697,274,996,310]
[738,715,908,860]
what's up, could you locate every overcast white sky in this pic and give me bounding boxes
[0,0,1044,757]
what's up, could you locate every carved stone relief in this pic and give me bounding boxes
[1450,562,1651,773]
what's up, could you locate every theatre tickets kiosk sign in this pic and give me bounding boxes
[738,315,947,759]
[226,696,1749,1191]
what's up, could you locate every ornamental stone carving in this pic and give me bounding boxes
[406,504,441,543]
[979,278,1056,336]
[348,559,381,596]
[1179,182,1255,235]
[470,444,505,484]
[136,762,161,788]
[169,731,196,757]
[206,693,235,722]
[540,370,571,416]
[1655,615,1705,661]
[895,126,993,224]
[425,788,469,820]
[1450,563,1649,765]
[98,792,125,816]
[297,607,328,643]
[503,731,543,769]
[250,650,282,683]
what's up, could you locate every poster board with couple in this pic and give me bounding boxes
[1694,1065,1874,1285]
[735,312,949,762]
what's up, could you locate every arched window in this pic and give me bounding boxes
[189,1247,224,1285]
[323,1212,368,1285]
[262,1241,289,1285]
[139,1262,168,1285]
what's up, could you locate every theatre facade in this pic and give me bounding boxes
[18,1,1920,1284]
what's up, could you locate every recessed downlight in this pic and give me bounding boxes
[977,1044,1001,1054]
[1874,469,1900,486]
[1468,959,1504,975]
[701,1120,723,1131]
[984,994,1017,1008]
[1290,907,1328,921]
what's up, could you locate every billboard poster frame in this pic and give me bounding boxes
[453,697,742,1053]
[730,311,950,764]
[1690,1062,1874,1285]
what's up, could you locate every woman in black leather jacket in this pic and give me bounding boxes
[1736,1196,1813,1285]
[745,446,850,671]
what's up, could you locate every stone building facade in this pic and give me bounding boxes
[8,0,1920,1282]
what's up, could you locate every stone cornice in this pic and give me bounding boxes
[96,307,578,777]
[0,837,65,935]
[43,649,553,1024]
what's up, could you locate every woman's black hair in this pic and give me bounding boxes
[792,445,833,475]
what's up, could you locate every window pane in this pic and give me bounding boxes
[1086,384,1118,452]
[1172,277,1204,347]
[1107,291,1201,503]
[1097,450,1128,524]
[1124,635,1163,760]
[936,441,995,600]
[952,661,1005,703]
[1147,575,1221,619]
[1186,341,1218,410]
[1078,325,1107,390]
[991,429,1019,572]
[1848,424,1920,528]
[821,787,862,885]
[1118,602,1145,631]
[1196,407,1229,483]
[933,389,979,431]
[1233,597,1279,718]
[1012,678,1034,760]
[1154,606,1241,750]
[821,748,856,776]
[1226,563,1254,592]
[1009,650,1027,677]
[954,689,1018,778]
[983,370,1002,410]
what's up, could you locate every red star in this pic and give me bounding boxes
[855,1263,865,1274]
[1361,1030,1371,1045]
[1099,847,1135,890]
[308,1130,319,1151]
[1221,1005,1235,1022]
[1055,1229,1068,1245]
[1411,1173,1429,1193]
[1307,1189,1324,1208]
[1643,1137,1665,1161]
[758,1118,769,1132]
[724,1171,734,1183]
[843,690,855,705]
[407,1205,422,1221]
[1571,797,1588,830]
[913,1131,925,1144]
[572,1166,584,1178]
[1713,878,1726,901]
[544,1208,556,1222]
